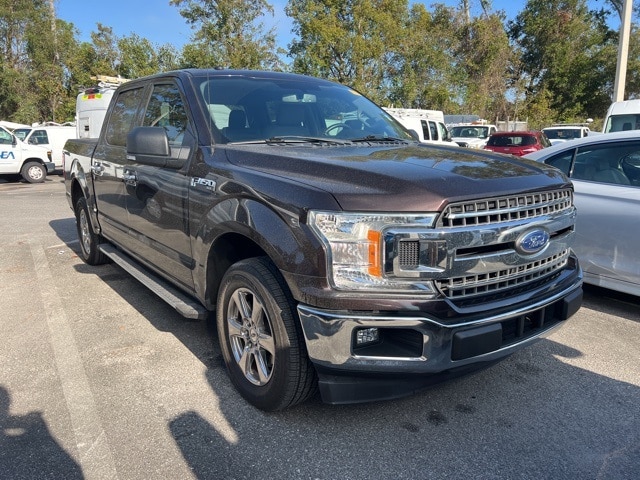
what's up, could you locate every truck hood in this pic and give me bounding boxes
[222,143,570,212]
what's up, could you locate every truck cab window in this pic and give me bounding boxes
[143,84,189,146]
[0,129,12,144]
[105,87,145,146]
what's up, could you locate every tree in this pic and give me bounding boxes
[286,0,406,103]
[386,3,460,110]
[90,23,119,75]
[453,9,516,120]
[509,0,618,122]
[0,0,47,121]
[117,34,160,79]
[170,0,280,69]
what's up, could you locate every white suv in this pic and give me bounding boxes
[449,124,497,148]
[542,125,592,145]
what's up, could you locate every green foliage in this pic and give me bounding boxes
[509,0,618,121]
[117,34,160,79]
[286,0,406,103]
[0,0,637,127]
[170,0,281,69]
[386,4,460,110]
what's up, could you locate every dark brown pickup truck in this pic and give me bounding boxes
[64,69,583,410]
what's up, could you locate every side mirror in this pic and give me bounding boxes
[126,126,186,169]
[408,129,420,141]
[127,126,169,157]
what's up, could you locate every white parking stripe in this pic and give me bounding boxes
[29,238,118,480]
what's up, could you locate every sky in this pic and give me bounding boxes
[55,0,621,53]
[55,0,519,51]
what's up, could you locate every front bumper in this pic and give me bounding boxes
[45,161,55,173]
[298,280,582,403]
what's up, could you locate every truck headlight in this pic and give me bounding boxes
[309,211,437,291]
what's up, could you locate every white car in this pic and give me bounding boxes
[525,131,640,296]
[542,125,591,145]
[449,124,497,148]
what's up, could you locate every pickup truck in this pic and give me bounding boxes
[64,69,583,411]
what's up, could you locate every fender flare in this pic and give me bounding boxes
[192,198,325,304]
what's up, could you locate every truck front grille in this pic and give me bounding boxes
[384,187,576,306]
[438,189,573,228]
[435,249,570,300]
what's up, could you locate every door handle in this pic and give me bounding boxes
[122,171,137,186]
[91,162,104,176]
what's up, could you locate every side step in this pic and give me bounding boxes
[99,244,209,320]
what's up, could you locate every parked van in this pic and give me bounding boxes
[76,75,129,139]
[603,99,640,133]
[13,124,76,170]
[383,108,455,145]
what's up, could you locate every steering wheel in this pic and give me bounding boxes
[324,123,349,136]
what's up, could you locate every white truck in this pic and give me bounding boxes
[383,108,455,145]
[12,123,76,170]
[542,124,592,145]
[0,125,54,183]
[603,99,640,133]
[449,122,498,148]
[75,75,129,139]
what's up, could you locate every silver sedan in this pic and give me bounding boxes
[526,131,640,296]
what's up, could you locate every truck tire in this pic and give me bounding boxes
[74,197,108,265]
[21,162,46,183]
[216,257,317,411]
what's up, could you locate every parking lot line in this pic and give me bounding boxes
[29,238,118,479]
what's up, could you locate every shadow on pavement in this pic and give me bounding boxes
[0,386,83,479]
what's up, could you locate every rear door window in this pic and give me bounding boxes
[544,141,640,186]
[104,87,145,146]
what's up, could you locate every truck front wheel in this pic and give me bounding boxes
[21,162,46,183]
[74,197,108,265]
[216,257,317,411]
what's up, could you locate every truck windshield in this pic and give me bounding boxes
[450,126,489,138]
[12,128,31,141]
[195,75,413,144]
[604,114,640,133]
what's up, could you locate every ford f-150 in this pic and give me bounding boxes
[64,69,583,410]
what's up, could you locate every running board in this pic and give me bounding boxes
[99,244,208,320]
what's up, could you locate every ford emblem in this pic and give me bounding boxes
[515,229,550,255]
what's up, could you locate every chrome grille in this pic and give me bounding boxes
[436,249,570,300]
[438,189,573,228]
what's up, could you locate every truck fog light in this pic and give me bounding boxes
[356,327,380,346]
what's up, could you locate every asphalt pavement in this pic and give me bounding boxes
[1,176,638,480]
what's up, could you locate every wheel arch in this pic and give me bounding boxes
[196,198,321,310]
[203,232,267,310]
[21,157,48,167]
[68,163,101,235]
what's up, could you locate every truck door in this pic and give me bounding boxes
[0,127,20,174]
[124,81,195,290]
[92,85,146,250]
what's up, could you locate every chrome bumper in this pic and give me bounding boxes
[297,282,583,375]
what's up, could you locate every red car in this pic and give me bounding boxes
[483,131,551,156]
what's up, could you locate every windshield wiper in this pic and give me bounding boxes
[264,136,351,145]
[350,135,410,143]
